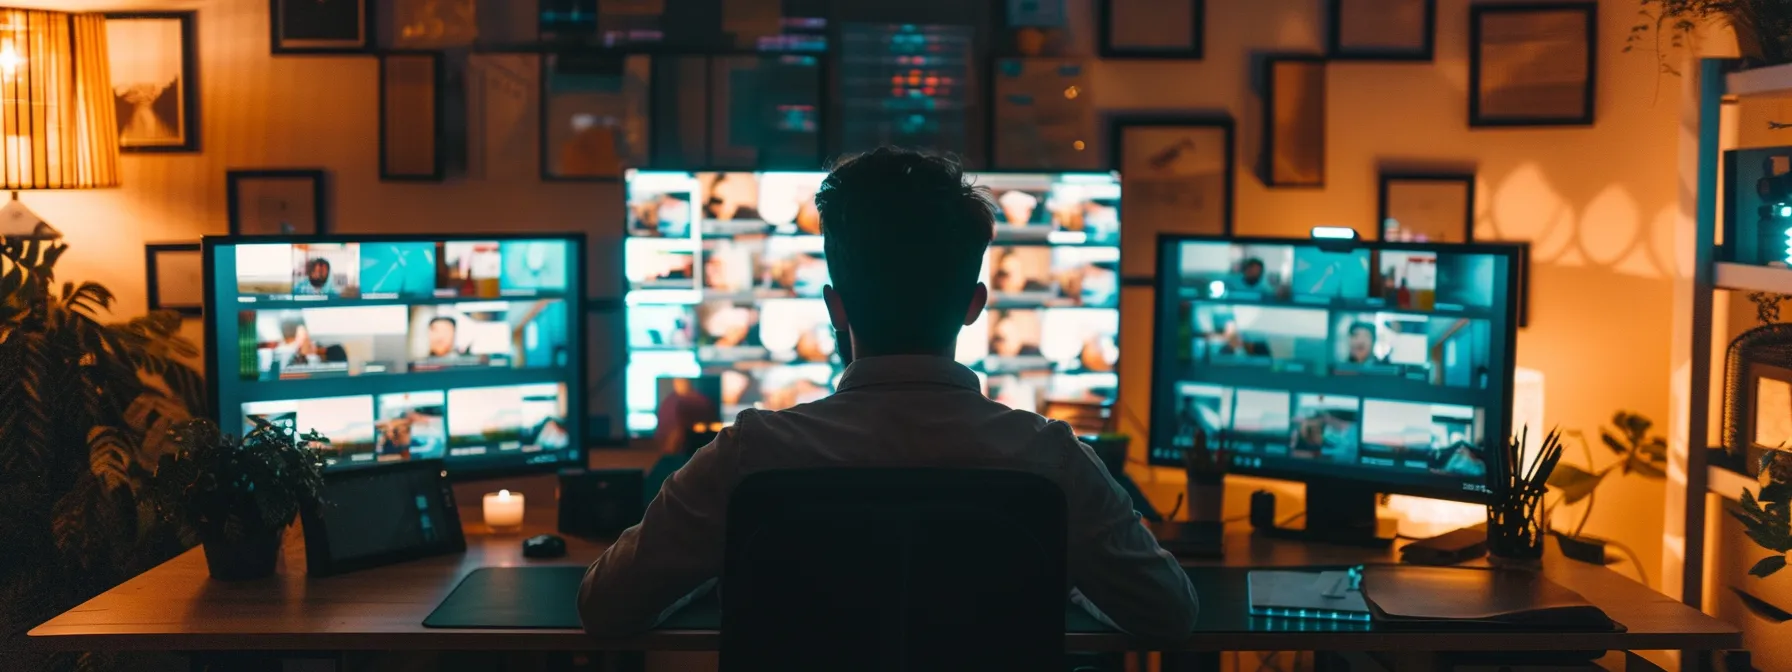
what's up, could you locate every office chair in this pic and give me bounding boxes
[720,468,1069,672]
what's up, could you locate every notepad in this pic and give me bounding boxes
[1247,569,1372,622]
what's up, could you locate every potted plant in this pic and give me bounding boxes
[150,418,331,580]
[1732,451,1792,577]
[1544,412,1670,564]
[0,237,203,668]
[1628,0,1792,73]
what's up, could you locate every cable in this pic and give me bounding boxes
[1277,511,1306,527]
[1602,538,1652,588]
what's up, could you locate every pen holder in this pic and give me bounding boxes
[1184,429,1228,522]
[1486,496,1545,568]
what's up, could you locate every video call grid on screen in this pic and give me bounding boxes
[205,235,586,479]
[622,169,1123,435]
[1147,235,1518,503]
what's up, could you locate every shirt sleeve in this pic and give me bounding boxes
[1052,422,1200,640]
[578,418,744,635]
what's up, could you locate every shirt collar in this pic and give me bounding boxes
[835,355,982,393]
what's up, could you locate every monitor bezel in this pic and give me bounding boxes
[201,232,590,483]
[618,168,1125,438]
[1148,233,1520,505]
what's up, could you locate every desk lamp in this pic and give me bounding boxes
[0,7,119,240]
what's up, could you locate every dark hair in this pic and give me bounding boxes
[429,316,457,330]
[1241,258,1265,272]
[816,147,994,354]
[1348,322,1375,338]
[306,258,331,274]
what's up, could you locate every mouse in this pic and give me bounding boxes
[522,534,566,559]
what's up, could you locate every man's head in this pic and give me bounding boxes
[1347,322,1375,362]
[306,258,331,288]
[427,316,458,357]
[816,148,994,358]
[1240,258,1265,285]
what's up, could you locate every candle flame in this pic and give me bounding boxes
[498,489,510,498]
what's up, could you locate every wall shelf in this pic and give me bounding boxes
[1709,464,1755,502]
[1726,62,1792,98]
[1715,262,1792,293]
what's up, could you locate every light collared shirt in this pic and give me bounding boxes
[579,355,1200,640]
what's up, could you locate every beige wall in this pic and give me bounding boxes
[33,0,1678,585]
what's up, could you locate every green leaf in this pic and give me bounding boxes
[1763,482,1792,504]
[1548,463,1604,504]
[1751,556,1788,578]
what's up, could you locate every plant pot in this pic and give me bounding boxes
[202,527,283,580]
[1186,471,1225,522]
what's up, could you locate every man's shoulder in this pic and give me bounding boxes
[736,395,1087,458]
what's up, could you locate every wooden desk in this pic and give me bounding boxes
[29,521,1739,658]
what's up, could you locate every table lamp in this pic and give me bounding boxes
[0,7,119,240]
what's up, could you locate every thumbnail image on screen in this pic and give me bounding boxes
[1360,399,1486,476]
[375,391,447,462]
[1189,304,1329,373]
[446,383,571,456]
[244,395,378,466]
[246,306,409,380]
[407,300,569,371]
[359,243,438,299]
[1170,383,1233,450]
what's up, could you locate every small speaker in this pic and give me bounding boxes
[1249,490,1277,530]
[558,468,645,540]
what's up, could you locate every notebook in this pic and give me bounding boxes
[1359,566,1619,631]
[1247,569,1372,622]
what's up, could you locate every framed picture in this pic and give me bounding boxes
[1263,56,1326,188]
[227,169,327,236]
[1328,0,1434,61]
[270,0,372,54]
[708,54,825,171]
[1099,0,1202,59]
[991,58,1099,170]
[380,51,445,181]
[1469,3,1596,127]
[104,12,199,153]
[540,52,650,181]
[1110,115,1234,277]
[1377,173,1474,242]
[145,243,203,317]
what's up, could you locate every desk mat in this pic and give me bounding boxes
[424,566,587,629]
[422,565,1619,634]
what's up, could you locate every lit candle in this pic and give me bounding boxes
[483,489,525,534]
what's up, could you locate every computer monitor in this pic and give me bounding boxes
[1148,235,1519,542]
[622,169,1122,436]
[203,234,586,480]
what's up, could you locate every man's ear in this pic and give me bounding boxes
[824,285,849,331]
[964,283,988,326]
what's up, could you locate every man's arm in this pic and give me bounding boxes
[1052,422,1200,640]
[578,421,743,635]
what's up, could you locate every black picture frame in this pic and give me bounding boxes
[226,169,328,236]
[1098,0,1203,60]
[1468,3,1596,128]
[539,52,651,182]
[145,242,203,317]
[1262,55,1327,188]
[379,51,445,181]
[104,11,200,153]
[300,459,466,577]
[1327,0,1435,61]
[1376,172,1475,242]
[1109,113,1236,278]
[270,0,373,55]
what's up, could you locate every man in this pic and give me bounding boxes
[1344,322,1379,365]
[295,258,336,296]
[426,316,463,358]
[579,147,1199,640]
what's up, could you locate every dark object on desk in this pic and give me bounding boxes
[1554,533,1609,566]
[1150,520,1225,558]
[301,459,465,577]
[1400,525,1488,566]
[557,468,644,540]
[1487,427,1565,566]
[721,468,1067,671]
[1248,568,1370,622]
[1361,566,1619,631]
[1249,486,1396,548]
[523,534,567,559]
[424,566,585,629]
[1250,490,1277,529]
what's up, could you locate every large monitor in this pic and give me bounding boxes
[623,169,1122,435]
[1149,235,1518,541]
[203,234,586,480]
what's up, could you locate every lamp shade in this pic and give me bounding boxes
[0,8,117,190]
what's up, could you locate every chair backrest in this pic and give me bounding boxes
[721,468,1068,672]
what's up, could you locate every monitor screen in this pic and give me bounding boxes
[205,235,585,480]
[1148,236,1518,503]
[623,170,1121,435]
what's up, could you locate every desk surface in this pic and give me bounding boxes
[28,520,1739,654]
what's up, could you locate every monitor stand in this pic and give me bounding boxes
[1253,482,1396,548]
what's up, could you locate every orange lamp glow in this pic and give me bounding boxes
[0,8,118,238]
